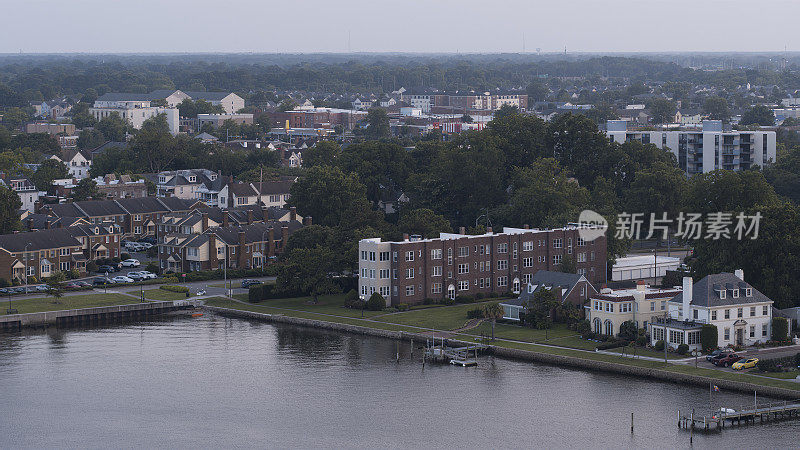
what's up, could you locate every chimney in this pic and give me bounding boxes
[261,206,269,222]
[682,276,693,320]
[222,210,229,228]
[403,233,409,241]
[45,220,51,229]
[459,226,466,235]
[281,225,289,252]
[734,269,744,281]
[636,280,646,292]
[208,234,218,268]
[268,227,275,257]
[238,230,246,268]
[303,215,312,226]
[290,206,297,221]
[26,218,33,230]
[201,212,208,232]
[247,209,254,225]
[524,224,530,229]
[486,226,492,234]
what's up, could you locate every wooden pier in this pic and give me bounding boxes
[679,399,800,432]
[424,341,489,367]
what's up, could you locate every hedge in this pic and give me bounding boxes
[700,324,718,352]
[160,285,189,293]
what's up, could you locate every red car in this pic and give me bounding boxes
[714,353,741,367]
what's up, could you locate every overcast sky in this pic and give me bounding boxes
[2,0,798,54]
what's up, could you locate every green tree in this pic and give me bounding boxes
[526,80,549,102]
[524,287,559,329]
[396,208,452,239]
[482,302,504,340]
[1,107,31,130]
[772,317,789,341]
[703,96,730,121]
[494,104,519,119]
[96,112,128,141]
[77,128,106,149]
[618,320,638,341]
[558,253,577,274]
[337,141,411,203]
[649,98,676,124]
[700,324,718,352]
[276,246,340,303]
[739,105,775,127]
[177,99,224,118]
[71,177,101,201]
[303,140,341,168]
[461,114,473,123]
[0,186,22,233]
[130,114,176,172]
[45,271,66,304]
[365,108,390,139]
[70,102,97,129]
[31,159,68,193]
[366,292,386,311]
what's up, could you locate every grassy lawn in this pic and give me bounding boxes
[373,302,499,330]
[231,293,386,319]
[606,346,685,360]
[2,293,145,315]
[749,370,800,380]
[142,289,189,301]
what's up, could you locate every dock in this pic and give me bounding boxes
[424,341,489,366]
[679,399,800,432]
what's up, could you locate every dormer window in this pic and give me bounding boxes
[745,288,752,297]
[732,289,739,298]
[719,290,726,299]
[188,176,196,183]
[158,176,166,183]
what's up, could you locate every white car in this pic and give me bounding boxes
[125,243,143,252]
[138,271,157,280]
[111,275,134,283]
[138,242,153,250]
[121,259,140,267]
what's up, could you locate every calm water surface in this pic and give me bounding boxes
[1,315,798,449]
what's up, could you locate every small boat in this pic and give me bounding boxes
[191,313,204,317]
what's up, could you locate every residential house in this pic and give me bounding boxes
[252,178,295,208]
[52,149,92,180]
[0,175,42,213]
[585,281,681,337]
[0,228,87,283]
[648,271,775,351]
[95,174,148,199]
[501,270,599,321]
[67,222,123,260]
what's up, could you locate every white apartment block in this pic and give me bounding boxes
[606,120,776,174]
[90,105,179,135]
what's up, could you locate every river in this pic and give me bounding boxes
[1,314,797,448]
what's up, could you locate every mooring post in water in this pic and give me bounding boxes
[630,412,633,434]
[690,409,694,444]
[677,410,680,428]
[396,341,399,362]
[410,338,413,357]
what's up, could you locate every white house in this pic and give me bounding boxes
[612,255,681,282]
[52,150,92,180]
[648,270,774,352]
[352,98,373,110]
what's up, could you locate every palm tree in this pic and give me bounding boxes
[482,302,504,341]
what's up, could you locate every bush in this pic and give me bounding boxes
[618,320,637,341]
[28,276,38,284]
[161,276,179,283]
[111,256,121,263]
[475,293,485,300]
[343,289,360,308]
[575,320,591,336]
[676,344,689,355]
[0,278,8,288]
[635,336,648,347]
[466,307,483,319]
[120,252,131,261]
[422,298,436,305]
[145,262,160,274]
[700,324,718,352]
[366,293,386,311]
[396,303,410,312]
[455,295,475,304]
[160,285,189,293]
[442,297,455,306]
[772,317,789,342]
[654,340,665,351]
[596,339,627,350]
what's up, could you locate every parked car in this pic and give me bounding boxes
[706,350,723,362]
[33,285,50,292]
[138,236,157,245]
[93,277,114,286]
[241,279,262,288]
[10,287,26,294]
[121,259,140,268]
[714,353,741,367]
[97,265,116,274]
[127,272,144,281]
[64,282,81,289]
[0,288,9,294]
[139,271,157,280]
[111,276,134,283]
[732,358,759,370]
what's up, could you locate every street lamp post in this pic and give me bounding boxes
[24,243,30,294]
[261,229,270,277]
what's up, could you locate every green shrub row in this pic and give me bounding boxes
[160,285,189,293]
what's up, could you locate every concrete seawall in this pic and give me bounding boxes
[0,301,178,330]
[206,305,800,400]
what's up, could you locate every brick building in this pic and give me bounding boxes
[358,226,607,305]
[0,228,88,283]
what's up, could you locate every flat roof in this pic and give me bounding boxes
[614,255,680,269]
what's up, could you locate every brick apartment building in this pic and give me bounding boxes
[358,226,607,305]
[0,228,88,283]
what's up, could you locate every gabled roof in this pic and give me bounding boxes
[252,179,294,195]
[669,273,771,307]
[0,228,81,252]
[501,270,593,307]
[96,93,156,102]
[211,221,303,246]
[183,91,235,102]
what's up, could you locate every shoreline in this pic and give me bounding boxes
[205,305,800,400]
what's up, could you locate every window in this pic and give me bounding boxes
[762,323,768,337]
[458,280,469,291]
[749,307,756,317]
[577,252,586,263]
[380,286,390,297]
[523,241,533,251]
[59,248,68,256]
[719,290,726,299]
[405,285,415,296]
[711,310,717,321]
[724,309,730,319]
[405,251,414,262]
[553,238,562,249]
[724,327,730,341]
[432,266,442,277]
[522,257,533,268]
[737,308,743,318]
[369,251,375,261]
[497,276,508,287]
[577,237,586,247]
[650,302,655,312]
[745,288,752,297]
[458,263,469,274]
[393,252,397,262]
[749,326,755,338]
[762,305,768,316]
[661,301,665,311]
[497,260,508,270]
[693,309,698,320]
[406,268,414,279]
[380,251,390,261]
[732,289,739,298]
[458,246,469,257]
[687,331,700,346]
[431,249,442,260]
[60,261,70,271]
[553,254,562,266]
[431,283,442,294]
[497,243,508,254]
[380,269,389,279]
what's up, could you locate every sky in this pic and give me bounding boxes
[2,0,799,54]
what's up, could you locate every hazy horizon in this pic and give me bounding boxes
[2,0,799,54]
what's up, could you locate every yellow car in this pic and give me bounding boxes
[732,358,759,370]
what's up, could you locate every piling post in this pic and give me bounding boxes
[410,338,413,357]
[690,409,694,444]
[678,410,681,428]
[396,341,399,362]
[630,412,633,434]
